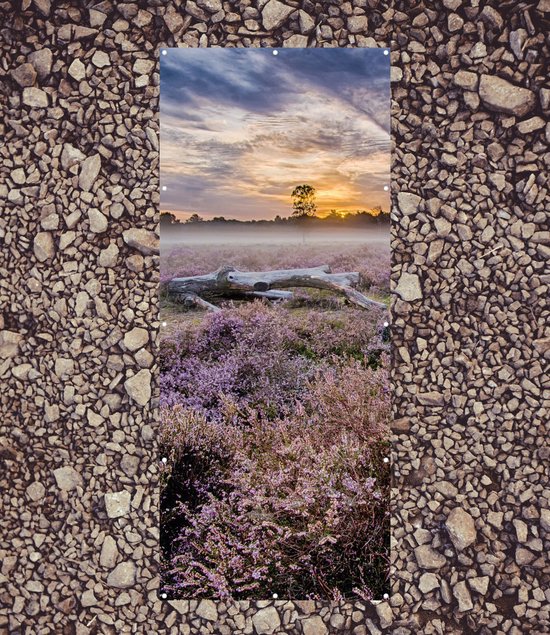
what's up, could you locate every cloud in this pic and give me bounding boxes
[161,48,390,220]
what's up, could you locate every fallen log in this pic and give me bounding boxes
[168,265,386,312]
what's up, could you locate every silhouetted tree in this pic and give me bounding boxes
[160,212,178,226]
[186,213,204,223]
[291,184,317,217]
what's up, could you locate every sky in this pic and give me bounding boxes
[160,48,390,221]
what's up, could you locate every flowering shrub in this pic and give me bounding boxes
[160,245,390,599]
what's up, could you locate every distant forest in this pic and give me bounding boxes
[161,208,390,229]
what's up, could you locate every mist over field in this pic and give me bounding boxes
[160,223,390,248]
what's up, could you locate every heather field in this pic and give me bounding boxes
[159,240,391,600]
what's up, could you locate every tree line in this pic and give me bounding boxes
[161,183,390,227]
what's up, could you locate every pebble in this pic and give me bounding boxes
[453,581,473,612]
[414,545,447,570]
[61,144,86,170]
[106,561,136,589]
[68,58,86,81]
[251,606,281,634]
[261,0,294,31]
[100,536,119,568]
[419,572,440,593]
[196,599,218,621]
[479,75,536,116]
[33,232,55,261]
[26,481,45,502]
[11,63,37,87]
[92,50,110,68]
[347,15,369,34]
[29,48,52,78]
[0,330,23,358]
[52,466,82,492]
[79,154,101,192]
[445,508,477,551]
[104,490,131,518]
[397,192,421,215]
[122,228,159,255]
[99,242,119,267]
[22,86,48,107]
[124,327,149,352]
[395,272,422,301]
[88,209,108,233]
[124,369,152,406]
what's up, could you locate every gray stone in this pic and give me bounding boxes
[252,606,281,634]
[124,327,149,352]
[196,599,218,621]
[448,12,463,31]
[53,466,82,492]
[347,15,369,34]
[61,144,86,170]
[79,154,101,192]
[34,0,50,17]
[133,58,155,75]
[479,75,536,117]
[99,243,119,267]
[22,87,48,108]
[329,613,345,629]
[419,572,439,593]
[283,34,308,47]
[120,454,140,477]
[81,590,98,607]
[375,603,392,629]
[395,272,422,301]
[88,208,108,233]
[122,228,158,255]
[517,116,545,134]
[196,0,222,13]
[261,0,294,31]
[11,63,37,87]
[515,547,535,565]
[298,10,315,33]
[454,70,478,91]
[414,545,446,569]
[124,369,152,406]
[469,576,489,595]
[453,581,473,612]
[68,58,86,81]
[417,391,444,406]
[446,508,477,550]
[92,50,110,68]
[302,615,328,635]
[106,561,136,589]
[100,535,118,568]
[104,490,131,519]
[29,48,53,78]
[0,331,23,358]
[26,481,45,502]
[480,5,503,30]
[397,192,421,215]
[34,232,55,262]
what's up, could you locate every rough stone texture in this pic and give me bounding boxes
[1,1,548,634]
[445,507,477,551]
[479,74,536,116]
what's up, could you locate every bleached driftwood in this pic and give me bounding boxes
[168,265,385,312]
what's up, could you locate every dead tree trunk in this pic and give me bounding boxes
[168,265,386,312]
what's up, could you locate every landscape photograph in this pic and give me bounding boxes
[159,48,391,600]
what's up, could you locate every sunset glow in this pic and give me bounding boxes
[161,49,390,221]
